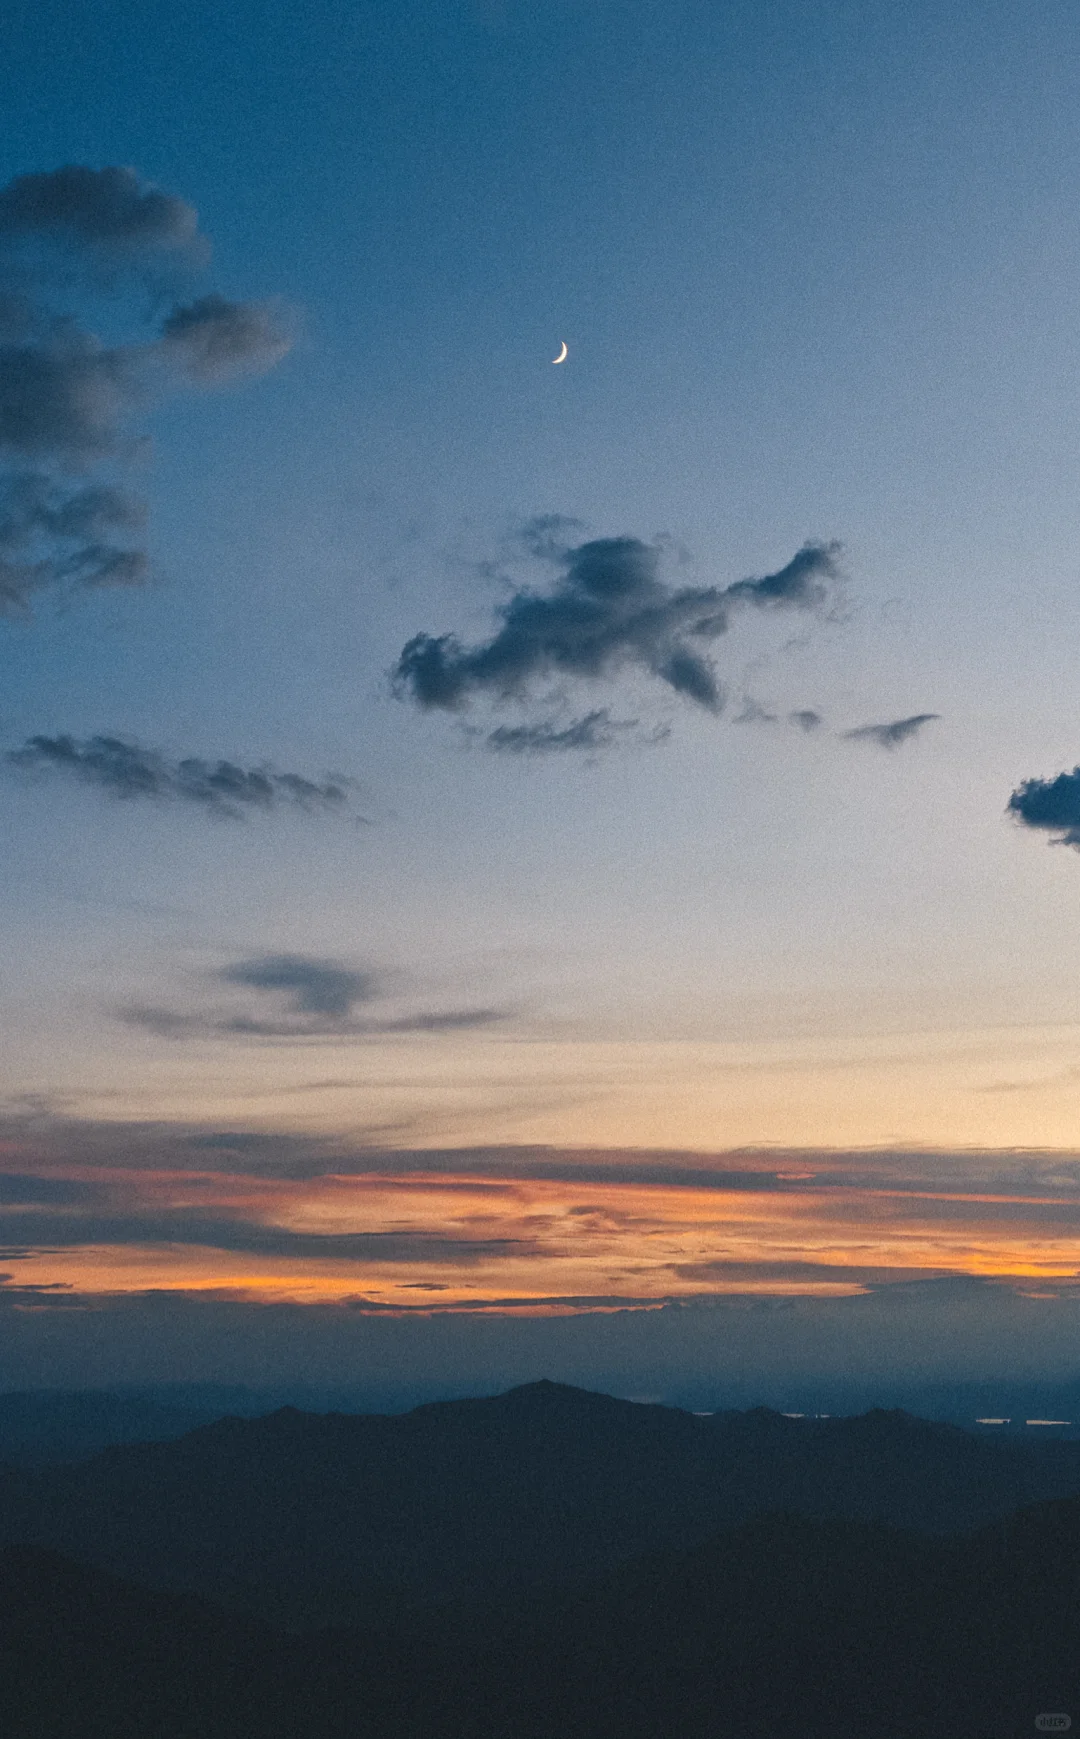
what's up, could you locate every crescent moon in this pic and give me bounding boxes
[552,341,568,364]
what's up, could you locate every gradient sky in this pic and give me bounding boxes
[5,0,1080,1392]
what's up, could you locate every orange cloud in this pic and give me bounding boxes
[4,1142,1080,1310]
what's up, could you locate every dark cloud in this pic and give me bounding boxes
[0,476,146,607]
[789,709,823,733]
[1007,767,1080,849]
[668,1258,944,1284]
[159,295,291,384]
[394,536,842,730]
[0,165,201,259]
[0,1205,528,1265]
[486,710,649,754]
[118,1004,503,1042]
[9,1112,1077,1203]
[842,713,939,749]
[8,735,351,819]
[376,1009,504,1033]
[0,1174,102,1206]
[115,951,503,1042]
[0,164,291,612]
[221,956,376,1020]
[0,327,139,465]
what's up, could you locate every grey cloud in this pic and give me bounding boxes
[516,513,588,560]
[0,163,291,611]
[394,536,842,726]
[0,327,138,465]
[842,713,939,749]
[730,701,828,732]
[159,295,292,383]
[0,1174,102,1206]
[486,709,647,755]
[723,542,840,609]
[118,1003,502,1042]
[732,697,778,725]
[0,475,146,609]
[116,951,503,1043]
[668,1258,944,1284]
[0,165,200,259]
[8,735,351,818]
[0,1205,530,1265]
[376,1009,503,1033]
[221,955,376,1020]
[6,1113,1080,1200]
[1007,767,1080,849]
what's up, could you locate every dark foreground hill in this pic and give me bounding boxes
[2,1380,1080,1625]
[5,1496,1080,1739]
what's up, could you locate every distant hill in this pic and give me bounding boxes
[3,1379,1080,1626]
[0,1392,217,1466]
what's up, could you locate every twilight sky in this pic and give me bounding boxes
[5,0,1080,1394]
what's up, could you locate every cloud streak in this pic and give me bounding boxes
[842,713,939,749]
[8,734,353,820]
[486,709,660,755]
[394,534,842,742]
[1008,766,1080,849]
[0,164,291,611]
[116,951,503,1042]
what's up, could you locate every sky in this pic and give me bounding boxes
[4,0,1080,1399]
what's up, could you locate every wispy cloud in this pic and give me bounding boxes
[0,163,291,612]
[1007,766,1080,849]
[842,713,939,749]
[394,532,842,746]
[486,710,661,755]
[116,951,504,1041]
[8,734,353,820]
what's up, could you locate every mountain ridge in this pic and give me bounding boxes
[2,1378,1080,1626]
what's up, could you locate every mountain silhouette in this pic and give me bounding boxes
[2,1380,1080,1626]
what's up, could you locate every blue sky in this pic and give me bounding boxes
[4,0,1080,1387]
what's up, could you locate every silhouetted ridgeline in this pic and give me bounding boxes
[1,1380,1079,1625]
[2,1382,1080,1736]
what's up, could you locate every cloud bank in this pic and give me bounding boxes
[1008,767,1080,849]
[4,1114,1080,1401]
[0,164,291,612]
[8,735,351,820]
[394,534,842,746]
